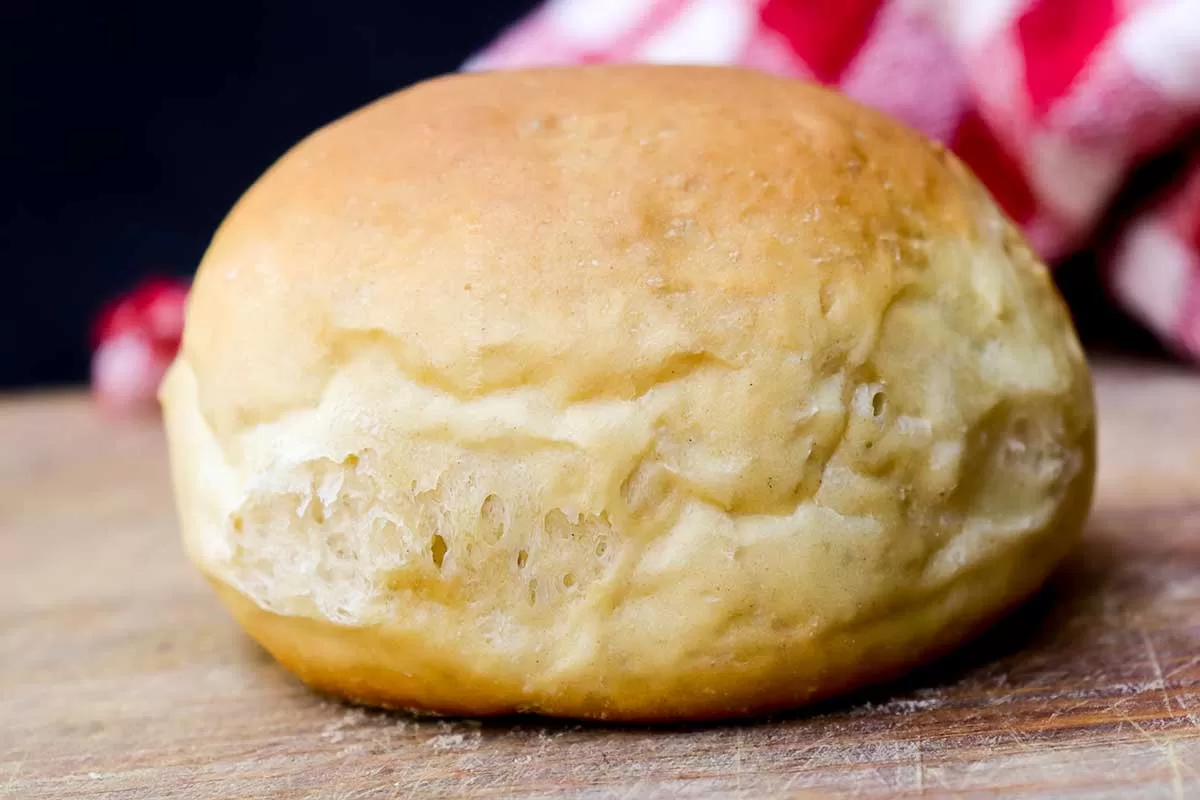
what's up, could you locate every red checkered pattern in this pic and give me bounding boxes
[93,0,1200,410]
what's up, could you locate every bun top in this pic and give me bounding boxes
[182,65,1084,448]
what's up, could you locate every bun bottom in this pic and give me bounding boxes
[207,522,1074,723]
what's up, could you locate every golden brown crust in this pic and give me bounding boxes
[182,66,985,438]
[162,66,1096,722]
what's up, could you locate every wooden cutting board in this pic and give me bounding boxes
[2,359,1198,799]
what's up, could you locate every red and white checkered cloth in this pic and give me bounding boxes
[93,0,1200,411]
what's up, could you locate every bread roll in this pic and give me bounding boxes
[160,66,1095,722]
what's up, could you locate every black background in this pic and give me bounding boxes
[1,1,1173,388]
[2,1,540,388]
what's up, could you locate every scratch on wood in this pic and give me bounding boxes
[1140,626,1169,698]
[734,727,744,791]
[1137,624,1191,749]
[1126,718,1198,796]
[1003,724,1037,754]
[775,731,833,772]
[1169,740,1185,800]
[1165,655,1200,682]
[617,779,648,800]
[1160,653,1199,723]
[914,738,925,796]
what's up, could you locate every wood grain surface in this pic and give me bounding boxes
[1,359,1198,799]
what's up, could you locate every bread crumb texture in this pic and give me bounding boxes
[161,67,1095,720]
